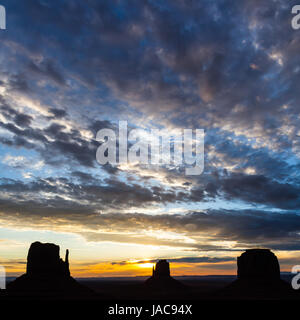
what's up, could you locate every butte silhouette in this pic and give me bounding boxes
[217,248,295,299]
[145,259,185,290]
[6,241,94,298]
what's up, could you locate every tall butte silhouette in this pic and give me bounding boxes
[218,248,295,299]
[7,241,94,297]
[145,259,185,290]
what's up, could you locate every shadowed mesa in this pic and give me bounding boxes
[145,260,185,290]
[237,249,280,280]
[26,242,70,277]
[6,241,94,297]
[217,249,294,299]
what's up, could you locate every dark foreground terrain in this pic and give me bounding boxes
[2,273,298,301]
[77,275,236,300]
[76,273,300,300]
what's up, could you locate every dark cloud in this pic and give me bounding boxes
[71,171,98,183]
[7,74,30,93]
[0,175,299,251]
[49,108,67,119]
[220,173,300,209]
[76,209,300,251]
[0,121,48,143]
[89,120,115,135]
[0,99,33,127]
[28,59,66,86]
[14,113,33,127]
[112,256,235,265]
[0,175,186,211]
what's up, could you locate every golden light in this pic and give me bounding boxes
[136,263,154,269]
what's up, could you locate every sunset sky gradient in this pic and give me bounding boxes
[1,0,300,277]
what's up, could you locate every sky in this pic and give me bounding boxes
[0,0,300,277]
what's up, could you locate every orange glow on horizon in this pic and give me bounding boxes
[4,252,297,278]
[136,263,155,269]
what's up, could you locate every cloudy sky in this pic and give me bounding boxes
[0,0,300,277]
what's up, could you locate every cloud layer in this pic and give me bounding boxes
[0,0,300,271]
